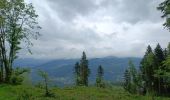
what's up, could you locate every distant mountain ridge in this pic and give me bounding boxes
[14,56,141,87]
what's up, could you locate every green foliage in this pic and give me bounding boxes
[74,52,90,86]
[123,60,138,94]
[138,43,170,95]
[38,70,52,97]
[96,65,105,88]
[158,0,170,31]
[0,0,40,83]
[10,68,30,85]
[17,88,35,100]
[74,62,81,86]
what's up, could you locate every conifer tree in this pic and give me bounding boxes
[79,52,90,86]
[123,69,131,92]
[154,44,165,66]
[140,45,158,94]
[162,56,170,93]
[96,65,104,87]
[140,46,153,83]
[154,44,165,94]
[144,52,156,93]
[74,62,81,86]
[123,60,138,94]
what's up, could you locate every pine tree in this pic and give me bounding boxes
[144,52,156,93]
[74,62,81,86]
[140,45,156,93]
[154,44,165,94]
[79,52,90,86]
[123,69,131,92]
[96,65,104,88]
[123,60,138,94]
[140,46,153,84]
[162,56,170,93]
[154,44,165,66]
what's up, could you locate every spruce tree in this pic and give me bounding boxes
[140,46,153,84]
[140,45,156,93]
[123,60,138,94]
[96,65,104,87]
[154,44,165,94]
[154,44,165,66]
[74,62,81,86]
[123,69,131,92]
[144,52,156,93]
[79,52,90,86]
[162,56,170,93]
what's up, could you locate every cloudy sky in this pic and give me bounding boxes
[21,0,170,59]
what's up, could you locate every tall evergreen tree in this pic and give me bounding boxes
[154,44,165,94]
[154,44,165,66]
[123,60,138,94]
[96,65,104,87]
[144,52,156,93]
[140,45,153,73]
[123,69,131,92]
[79,52,90,86]
[140,45,157,93]
[162,56,170,93]
[140,46,153,83]
[74,62,81,86]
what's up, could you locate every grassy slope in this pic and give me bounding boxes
[0,84,170,100]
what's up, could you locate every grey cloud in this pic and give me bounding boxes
[46,0,99,21]
[100,0,162,24]
[21,0,169,59]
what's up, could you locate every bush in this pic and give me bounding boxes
[10,68,30,85]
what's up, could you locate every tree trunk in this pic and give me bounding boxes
[0,61,3,82]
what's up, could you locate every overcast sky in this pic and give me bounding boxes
[21,0,170,59]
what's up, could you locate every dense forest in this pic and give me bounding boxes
[0,0,170,100]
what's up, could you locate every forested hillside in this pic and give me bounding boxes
[14,57,141,86]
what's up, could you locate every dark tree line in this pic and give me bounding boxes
[124,43,170,95]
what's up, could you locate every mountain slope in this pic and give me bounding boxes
[28,57,141,86]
